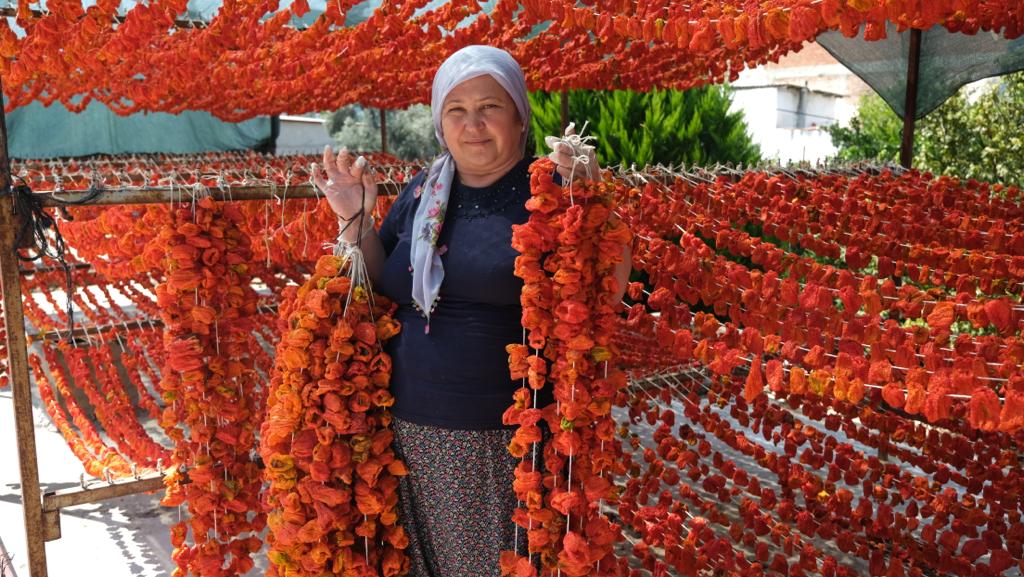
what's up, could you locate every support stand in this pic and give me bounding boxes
[900,28,922,168]
[0,77,50,577]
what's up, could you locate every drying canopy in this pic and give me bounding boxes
[0,0,1020,121]
[818,20,1024,119]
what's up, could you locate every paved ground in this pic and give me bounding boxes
[1,368,973,577]
[0,379,865,577]
[1,388,185,577]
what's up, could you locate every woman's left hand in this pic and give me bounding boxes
[546,124,601,183]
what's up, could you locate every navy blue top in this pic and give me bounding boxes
[376,157,554,430]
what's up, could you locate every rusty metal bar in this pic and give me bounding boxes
[38,182,403,206]
[19,263,91,275]
[40,472,167,542]
[28,163,863,209]
[0,80,49,577]
[27,316,162,342]
[900,28,922,168]
[42,472,166,513]
[27,302,279,342]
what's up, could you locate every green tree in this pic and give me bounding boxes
[914,94,979,179]
[827,72,1024,186]
[529,87,760,168]
[938,74,1024,186]
[825,94,902,162]
[326,104,440,162]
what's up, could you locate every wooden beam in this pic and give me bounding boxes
[560,90,570,133]
[19,263,91,275]
[30,165,869,210]
[26,302,278,342]
[0,6,322,32]
[27,316,162,342]
[0,78,49,577]
[38,182,403,207]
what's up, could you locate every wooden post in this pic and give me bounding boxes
[0,78,49,576]
[560,90,569,133]
[900,28,922,168]
[379,108,388,154]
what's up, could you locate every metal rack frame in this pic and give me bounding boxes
[0,111,404,575]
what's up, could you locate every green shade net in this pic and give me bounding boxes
[817,22,1024,120]
[5,99,272,159]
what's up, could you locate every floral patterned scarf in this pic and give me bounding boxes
[410,45,531,332]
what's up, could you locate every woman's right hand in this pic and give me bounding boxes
[312,145,378,236]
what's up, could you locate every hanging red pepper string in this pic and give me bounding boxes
[614,175,1024,434]
[35,343,136,477]
[260,251,409,577]
[503,158,632,577]
[118,327,166,422]
[153,195,266,577]
[3,1,1022,117]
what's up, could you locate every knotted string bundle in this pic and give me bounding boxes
[544,122,599,203]
[3,180,101,336]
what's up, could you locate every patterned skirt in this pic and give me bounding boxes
[391,416,530,577]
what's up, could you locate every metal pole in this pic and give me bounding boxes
[900,28,922,168]
[379,108,387,154]
[43,473,166,512]
[560,90,569,133]
[0,77,49,576]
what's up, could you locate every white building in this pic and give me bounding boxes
[276,114,334,155]
[730,42,871,164]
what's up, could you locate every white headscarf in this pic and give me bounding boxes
[410,45,531,332]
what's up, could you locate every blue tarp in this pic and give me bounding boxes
[5,99,272,159]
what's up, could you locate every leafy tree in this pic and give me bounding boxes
[932,74,1024,186]
[913,94,978,180]
[328,86,760,167]
[325,105,360,137]
[326,104,440,162]
[825,94,902,162]
[827,71,1024,186]
[529,87,760,168]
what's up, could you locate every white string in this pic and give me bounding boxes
[595,360,609,573]
[529,349,541,564]
[364,514,370,564]
[280,170,291,231]
[265,182,277,269]
[565,372,575,535]
[545,121,598,204]
[513,325,528,555]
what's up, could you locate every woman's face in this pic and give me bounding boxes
[440,74,525,184]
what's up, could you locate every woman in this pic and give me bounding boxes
[313,45,629,577]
